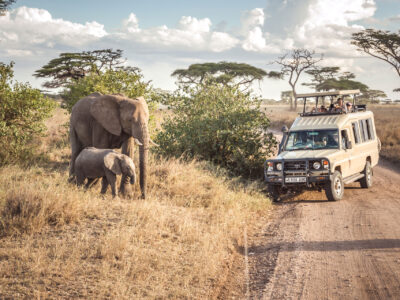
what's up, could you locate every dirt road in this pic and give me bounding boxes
[243,159,400,299]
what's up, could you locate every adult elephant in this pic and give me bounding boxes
[69,92,149,199]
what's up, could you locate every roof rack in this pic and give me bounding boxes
[295,90,362,116]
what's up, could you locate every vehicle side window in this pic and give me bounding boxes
[359,120,366,142]
[352,122,360,144]
[341,129,349,149]
[362,120,369,141]
[366,118,375,140]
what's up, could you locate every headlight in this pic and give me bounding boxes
[276,163,282,171]
[267,162,274,172]
[322,159,329,169]
[313,161,321,170]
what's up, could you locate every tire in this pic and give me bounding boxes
[359,161,372,188]
[325,171,344,201]
[268,185,282,202]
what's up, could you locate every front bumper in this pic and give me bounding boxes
[264,158,332,187]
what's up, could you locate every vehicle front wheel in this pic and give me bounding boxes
[325,171,344,201]
[268,185,282,202]
[359,161,372,188]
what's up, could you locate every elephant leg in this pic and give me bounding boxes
[120,137,134,197]
[69,127,82,181]
[86,178,100,188]
[76,174,85,187]
[85,178,97,189]
[105,169,117,198]
[100,176,109,194]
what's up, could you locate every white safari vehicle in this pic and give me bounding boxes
[265,90,380,202]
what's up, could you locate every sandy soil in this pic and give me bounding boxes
[220,159,400,299]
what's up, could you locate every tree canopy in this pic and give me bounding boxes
[357,89,387,104]
[352,29,400,77]
[34,49,125,88]
[303,67,340,90]
[171,61,268,89]
[316,78,369,92]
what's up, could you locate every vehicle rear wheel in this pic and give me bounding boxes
[359,161,372,188]
[268,185,282,202]
[325,171,344,201]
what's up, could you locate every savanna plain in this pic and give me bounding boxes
[1,102,400,299]
[0,105,271,299]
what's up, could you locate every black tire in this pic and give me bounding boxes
[325,171,344,201]
[268,185,282,202]
[359,161,372,188]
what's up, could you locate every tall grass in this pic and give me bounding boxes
[0,106,270,299]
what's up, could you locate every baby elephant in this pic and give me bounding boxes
[75,147,136,197]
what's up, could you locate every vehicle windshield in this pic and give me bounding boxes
[285,129,339,151]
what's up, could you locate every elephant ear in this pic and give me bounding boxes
[104,152,122,175]
[90,95,122,136]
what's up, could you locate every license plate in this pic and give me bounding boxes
[285,177,306,183]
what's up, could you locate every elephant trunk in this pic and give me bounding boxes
[136,122,148,199]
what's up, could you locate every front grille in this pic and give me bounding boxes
[284,161,307,171]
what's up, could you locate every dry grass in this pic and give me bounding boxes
[0,105,271,299]
[261,104,300,130]
[369,105,400,163]
[262,104,400,164]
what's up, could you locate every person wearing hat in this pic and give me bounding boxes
[334,97,347,113]
[346,102,353,113]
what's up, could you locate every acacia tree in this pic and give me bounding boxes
[303,67,340,90]
[357,89,387,104]
[171,61,268,90]
[272,49,323,110]
[34,49,125,88]
[352,29,400,77]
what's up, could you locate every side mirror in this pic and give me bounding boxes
[346,140,353,149]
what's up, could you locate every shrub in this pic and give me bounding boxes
[0,62,55,165]
[62,68,152,113]
[155,82,276,178]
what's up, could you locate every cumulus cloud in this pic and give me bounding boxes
[294,0,376,56]
[240,7,294,54]
[118,13,238,52]
[240,8,264,35]
[0,6,107,54]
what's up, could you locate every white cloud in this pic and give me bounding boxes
[294,0,376,56]
[123,13,140,33]
[0,6,107,53]
[240,7,294,54]
[240,8,264,35]
[118,13,238,52]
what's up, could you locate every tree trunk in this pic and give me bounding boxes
[291,86,297,111]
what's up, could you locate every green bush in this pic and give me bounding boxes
[62,68,152,113]
[0,62,56,165]
[155,82,277,178]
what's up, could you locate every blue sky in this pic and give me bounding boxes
[2,0,400,100]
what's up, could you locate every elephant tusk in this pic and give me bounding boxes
[150,139,159,147]
[134,138,143,146]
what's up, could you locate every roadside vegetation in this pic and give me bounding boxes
[0,60,273,298]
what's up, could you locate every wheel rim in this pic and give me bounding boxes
[367,166,371,184]
[334,177,342,196]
